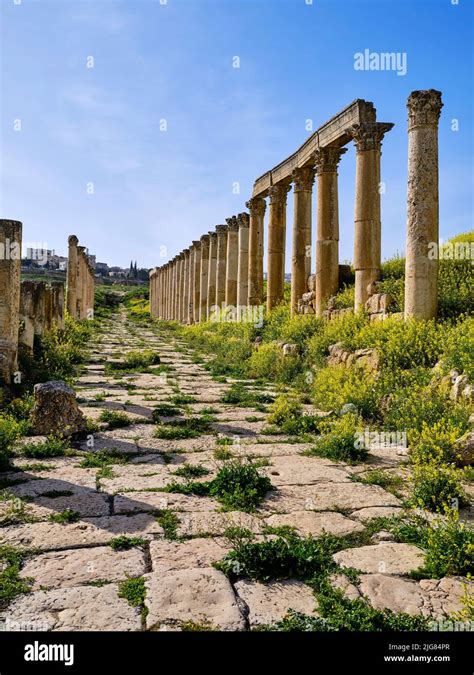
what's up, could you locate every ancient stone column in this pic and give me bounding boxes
[180,253,186,323]
[0,220,22,384]
[291,166,315,315]
[192,241,201,323]
[348,122,393,311]
[215,225,228,311]
[199,235,210,322]
[405,90,443,320]
[66,235,78,319]
[187,246,195,323]
[225,217,239,309]
[149,269,156,318]
[165,264,171,320]
[246,197,266,306]
[313,147,347,317]
[207,231,217,317]
[76,246,85,319]
[267,183,290,311]
[169,259,175,320]
[236,213,250,309]
[183,250,190,323]
[173,257,179,321]
[177,254,183,323]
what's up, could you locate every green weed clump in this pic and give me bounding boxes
[48,509,81,524]
[0,546,33,609]
[0,415,25,470]
[98,410,133,429]
[109,536,147,551]
[307,414,367,463]
[153,415,213,440]
[267,395,321,435]
[106,350,161,373]
[18,437,68,459]
[79,450,128,468]
[410,463,465,513]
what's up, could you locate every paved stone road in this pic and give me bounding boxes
[0,313,470,630]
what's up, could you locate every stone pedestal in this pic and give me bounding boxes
[236,213,250,309]
[200,235,210,322]
[267,183,290,311]
[348,122,393,311]
[404,90,443,320]
[207,232,217,317]
[314,147,346,317]
[192,241,201,324]
[215,225,227,311]
[246,197,266,306]
[291,166,315,315]
[225,217,239,308]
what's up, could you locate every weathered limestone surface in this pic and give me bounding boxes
[234,579,316,626]
[246,197,266,306]
[145,568,246,630]
[236,213,249,308]
[29,380,87,437]
[267,184,290,311]
[404,90,443,320]
[215,225,227,310]
[225,217,239,308]
[199,235,210,321]
[291,167,315,315]
[0,219,22,384]
[333,542,424,575]
[207,231,217,316]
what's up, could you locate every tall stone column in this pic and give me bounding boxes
[348,121,393,311]
[313,147,346,317]
[291,166,315,315]
[207,231,217,317]
[165,264,171,320]
[66,235,78,319]
[246,197,266,306]
[177,254,183,323]
[225,217,239,308]
[187,246,195,323]
[183,250,190,323]
[170,258,176,321]
[267,183,290,311]
[174,257,180,321]
[199,235,210,322]
[0,220,22,384]
[76,247,86,319]
[215,225,228,311]
[405,90,443,320]
[192,241,201,323]
[236,213,250,309]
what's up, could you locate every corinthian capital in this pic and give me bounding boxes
[245,196,266,217]
[313,147,347,174]
[237,212,250,228]
[407,89,443,129]
[346,122,394,152]
[225,216,239,232]
[216,224,227,236]
[292,166,315,192]
[268,182,291,206]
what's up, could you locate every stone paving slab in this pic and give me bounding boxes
[1,584,141,631]
[144,568,245,631]
[19,546,147,589]
[149,538,229,573]
[264,511,365,537]
[234,579,317,626]
[333,542,425,575]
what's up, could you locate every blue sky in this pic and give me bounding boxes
[0,0,472,269]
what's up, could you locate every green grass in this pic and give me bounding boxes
[171,463,210,479]
[105,350,161,374]
[48,508,81,524]
[0,546,33,609]
[152,404,182,419]
[109,536,147,551]
[79,450,129,469]
[118,577,148,621]
[40,490,74,499]
[17,437,68,459]
[156,510,180,539]
[98,410,133,429]
[171,393,196,405]
[351,469,404,496]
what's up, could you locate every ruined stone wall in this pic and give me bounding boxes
[19,280,65,352]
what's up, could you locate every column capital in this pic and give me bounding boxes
[237,212,250,228]
[216,224,227,235]
[200,234,210,245]
[292,165,316,191]
[346,122,394,152]
[268,182,291,205]
[225,216,239,232]
[183,248,190,258]
[313,147,347,174]
[209,230,218,241]
[246,196,266,217]
[68,234,79,246]
[192,240,201,249]
[407,89,443,129]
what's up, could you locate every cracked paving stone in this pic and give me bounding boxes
[333,542,425,575]
[234,579,317,627]
[149,538,229,573]
[264,511,365,537]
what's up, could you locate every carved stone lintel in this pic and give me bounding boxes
[246,196,267,217]
[237,212,250,228]
[292,166,315,192]
[268,183,291,206]
[346,122,394,152]
[313,147,347,174]
[407,89,443,129]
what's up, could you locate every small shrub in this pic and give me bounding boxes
[171,463,210,479]
[79,450,128,468]
[208,460,272,512]
[0,415,24,470]
[19,437,68,459]
[411,463,465,513]
[307,414,367,463]
[98,410,132,429]
[152,404,181,419]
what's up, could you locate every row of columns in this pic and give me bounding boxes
[67,235,95,320]
[150,90,443,324]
